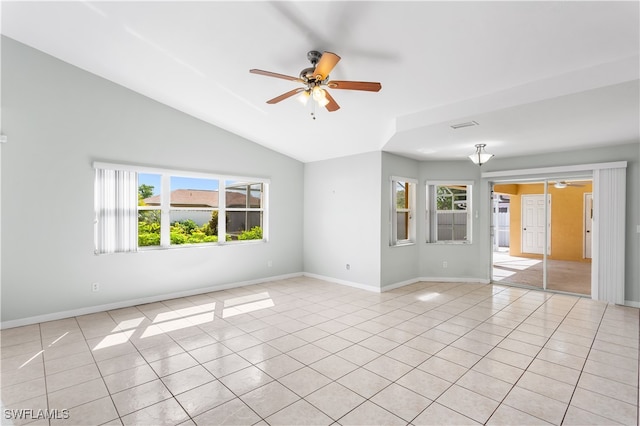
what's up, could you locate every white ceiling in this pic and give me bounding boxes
[2,1,639,163]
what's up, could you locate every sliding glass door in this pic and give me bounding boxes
[491,177,592,296]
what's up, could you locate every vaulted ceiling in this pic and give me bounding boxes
[2,1,639,162]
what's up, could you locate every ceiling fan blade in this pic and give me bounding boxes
[328,80,382,92]
[323,90,340,112]
[250,69,304,83]
[266,88,305,104]
[313,51,341,80]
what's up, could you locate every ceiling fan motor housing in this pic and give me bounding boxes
[301,51,327,82]
[307,50,322,66]
[299,67,316,80]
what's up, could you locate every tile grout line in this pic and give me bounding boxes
[37,322,51,426]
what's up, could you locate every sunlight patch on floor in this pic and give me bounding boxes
[46,332,69,347]
[224,292,271,308]
[114,317,146,331]
[223,298,274,318]
[92,330,135,351]
[19,350,44,369]
[417,292,441,301]
[494,258,542,271]
[90,292,276,346]
[492,268,516,280]
[153,304,213,323]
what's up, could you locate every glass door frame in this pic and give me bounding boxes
[489,174,592,296]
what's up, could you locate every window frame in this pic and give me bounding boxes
[390,176,417,246]
[94,162,269,253]
[426,180,473,244]
[223,180,266,241]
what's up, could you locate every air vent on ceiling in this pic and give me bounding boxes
[450,121,479,129]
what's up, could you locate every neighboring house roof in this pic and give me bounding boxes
[143,189,259,208]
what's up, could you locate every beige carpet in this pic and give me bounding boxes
[492,253,591,295]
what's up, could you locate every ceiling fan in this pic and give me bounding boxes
[553,180,589,189]
[250,50,381,115]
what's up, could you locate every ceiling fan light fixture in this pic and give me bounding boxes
[317,96,330,107]
[554,181,567,189]
[468,144,494,166]
[297,90,310,105]
[312,86,325,101]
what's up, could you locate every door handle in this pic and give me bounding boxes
[523,228,527,230]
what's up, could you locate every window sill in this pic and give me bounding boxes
[425,241,471,245]
[136,239,267,252]
[390,241,416,248]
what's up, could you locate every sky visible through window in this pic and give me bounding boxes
[138,173,219,195]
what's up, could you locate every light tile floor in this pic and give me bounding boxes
[1,277,638,425]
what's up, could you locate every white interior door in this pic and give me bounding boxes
[522,194,549,254]
[584,193,593,258]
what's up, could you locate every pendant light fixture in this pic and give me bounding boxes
[468,144,494,166]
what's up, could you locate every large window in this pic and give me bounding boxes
[94,163,268,254]
[390,177,416,246]
[426,182,472,243]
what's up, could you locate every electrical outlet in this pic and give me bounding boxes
[267,260,273,268]
[92,282,100,292]
[442,261,448,268]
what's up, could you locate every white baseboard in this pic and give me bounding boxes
[380,277,492,292]
[302,273,381,293]
[419,277,491,284]
[624,300,640,308]
[381,278,421,292]
[0,272,303,330]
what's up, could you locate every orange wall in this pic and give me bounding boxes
[495,183,592,262]
[493,184,518,195]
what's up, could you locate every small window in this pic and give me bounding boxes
[225,180,264,241]
[169,176,220,245]
[391,177,416,246]
[138,173,162,247]
[426,182,472,243]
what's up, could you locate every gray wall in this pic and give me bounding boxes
[418,160,486,281]
[304,151,381,290]
[1,37,304,323]
[380,152,420,288]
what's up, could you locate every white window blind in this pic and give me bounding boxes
[94,168,138,254]
[592,166,626,304]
